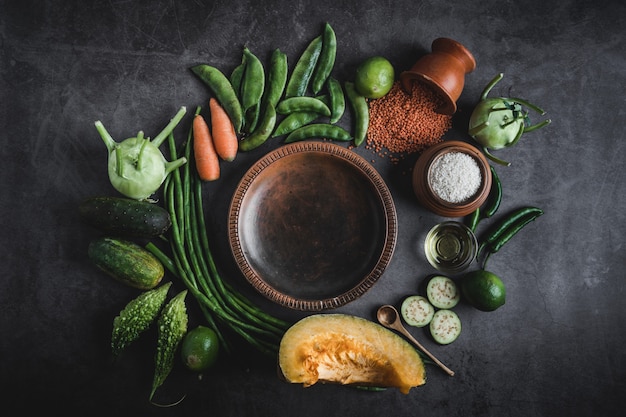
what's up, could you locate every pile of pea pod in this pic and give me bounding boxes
[190,22,369,151]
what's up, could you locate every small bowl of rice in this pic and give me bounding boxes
[412,140,492,217]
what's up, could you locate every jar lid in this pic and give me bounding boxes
[412,141,492,217]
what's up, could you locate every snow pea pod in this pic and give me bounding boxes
[241,47,265,133]
[191,64,243,133]
[327,77,345,124]
[284,123,352,143]
[311,23,337,94]
[285,35,322,98]
[239,103,277,152]
[263,48,288,109]
[344,81,369,146]
[276,96,331,116]
[272,111,320,138]
[272,95,329,137]
[230,62,245,99]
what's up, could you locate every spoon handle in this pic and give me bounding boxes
[398,327,455,377]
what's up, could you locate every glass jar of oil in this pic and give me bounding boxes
[424,221,477,274]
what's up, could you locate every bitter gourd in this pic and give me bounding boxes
[111,282,172,358]
[150,290,188,401]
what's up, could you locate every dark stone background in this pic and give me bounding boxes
[1,0,624,415]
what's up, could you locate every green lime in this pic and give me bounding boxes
[460,270,506,312]
[180,325,219,372]
[354,56,395,99]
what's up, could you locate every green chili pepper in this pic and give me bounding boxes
[477,206,543,264]
[466,208,481,232]
[478,206,543,252]
[191,64,243,133]
[239,103,277,151]
[482,209,543,268]
[263,48,288,109]
[285,35,323,98]
[482,166,502,219]
[284,123,352,143]
[354,386,388,392]
[327,77,345,124]
[241,47,265,133]
[490,211,543,253]
[311,23,337,94]
[465,165,502,230]
[344,81,369,146]
[276,96,331,116]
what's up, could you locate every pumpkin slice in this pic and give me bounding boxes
[278,314,426,394]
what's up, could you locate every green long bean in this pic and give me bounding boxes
[156,110,291,357]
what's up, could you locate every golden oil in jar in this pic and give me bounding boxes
[424,221,477,274]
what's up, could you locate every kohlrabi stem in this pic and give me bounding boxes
[163,133,187,174]
[95,121,117,153]
[468,121,489,137]
[523,118,552,133]
[500,118,522,128]
[508,97,547,115]
[480,73,504,100]
[508,97,551,133]
[115,147,124,177]
[165,158,188,175]
[152,106,187,148]
[483,147,511,167]
[137,137,149,171]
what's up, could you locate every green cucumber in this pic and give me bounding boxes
[88,237,164,290]
[79,196,171,238]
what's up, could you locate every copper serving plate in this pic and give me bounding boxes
[228,142,397,311]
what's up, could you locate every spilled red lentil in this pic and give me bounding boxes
[366,81,452,162]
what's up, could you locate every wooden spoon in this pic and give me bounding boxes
[377,304,455,376]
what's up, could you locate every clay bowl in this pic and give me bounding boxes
[229,142,397,311]
[412,140,492,217]
[400,38,476,115]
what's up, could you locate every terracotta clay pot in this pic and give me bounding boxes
[400,38,476,115]
[412,140,491,217]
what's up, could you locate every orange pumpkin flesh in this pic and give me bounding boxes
[278,314,426,394]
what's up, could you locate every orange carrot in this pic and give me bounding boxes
[193,114,220,181]
[209,97,238,161]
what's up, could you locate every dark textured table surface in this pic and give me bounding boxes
[2,0,624,415]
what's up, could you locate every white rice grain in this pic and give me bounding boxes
[429,152,482,203]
